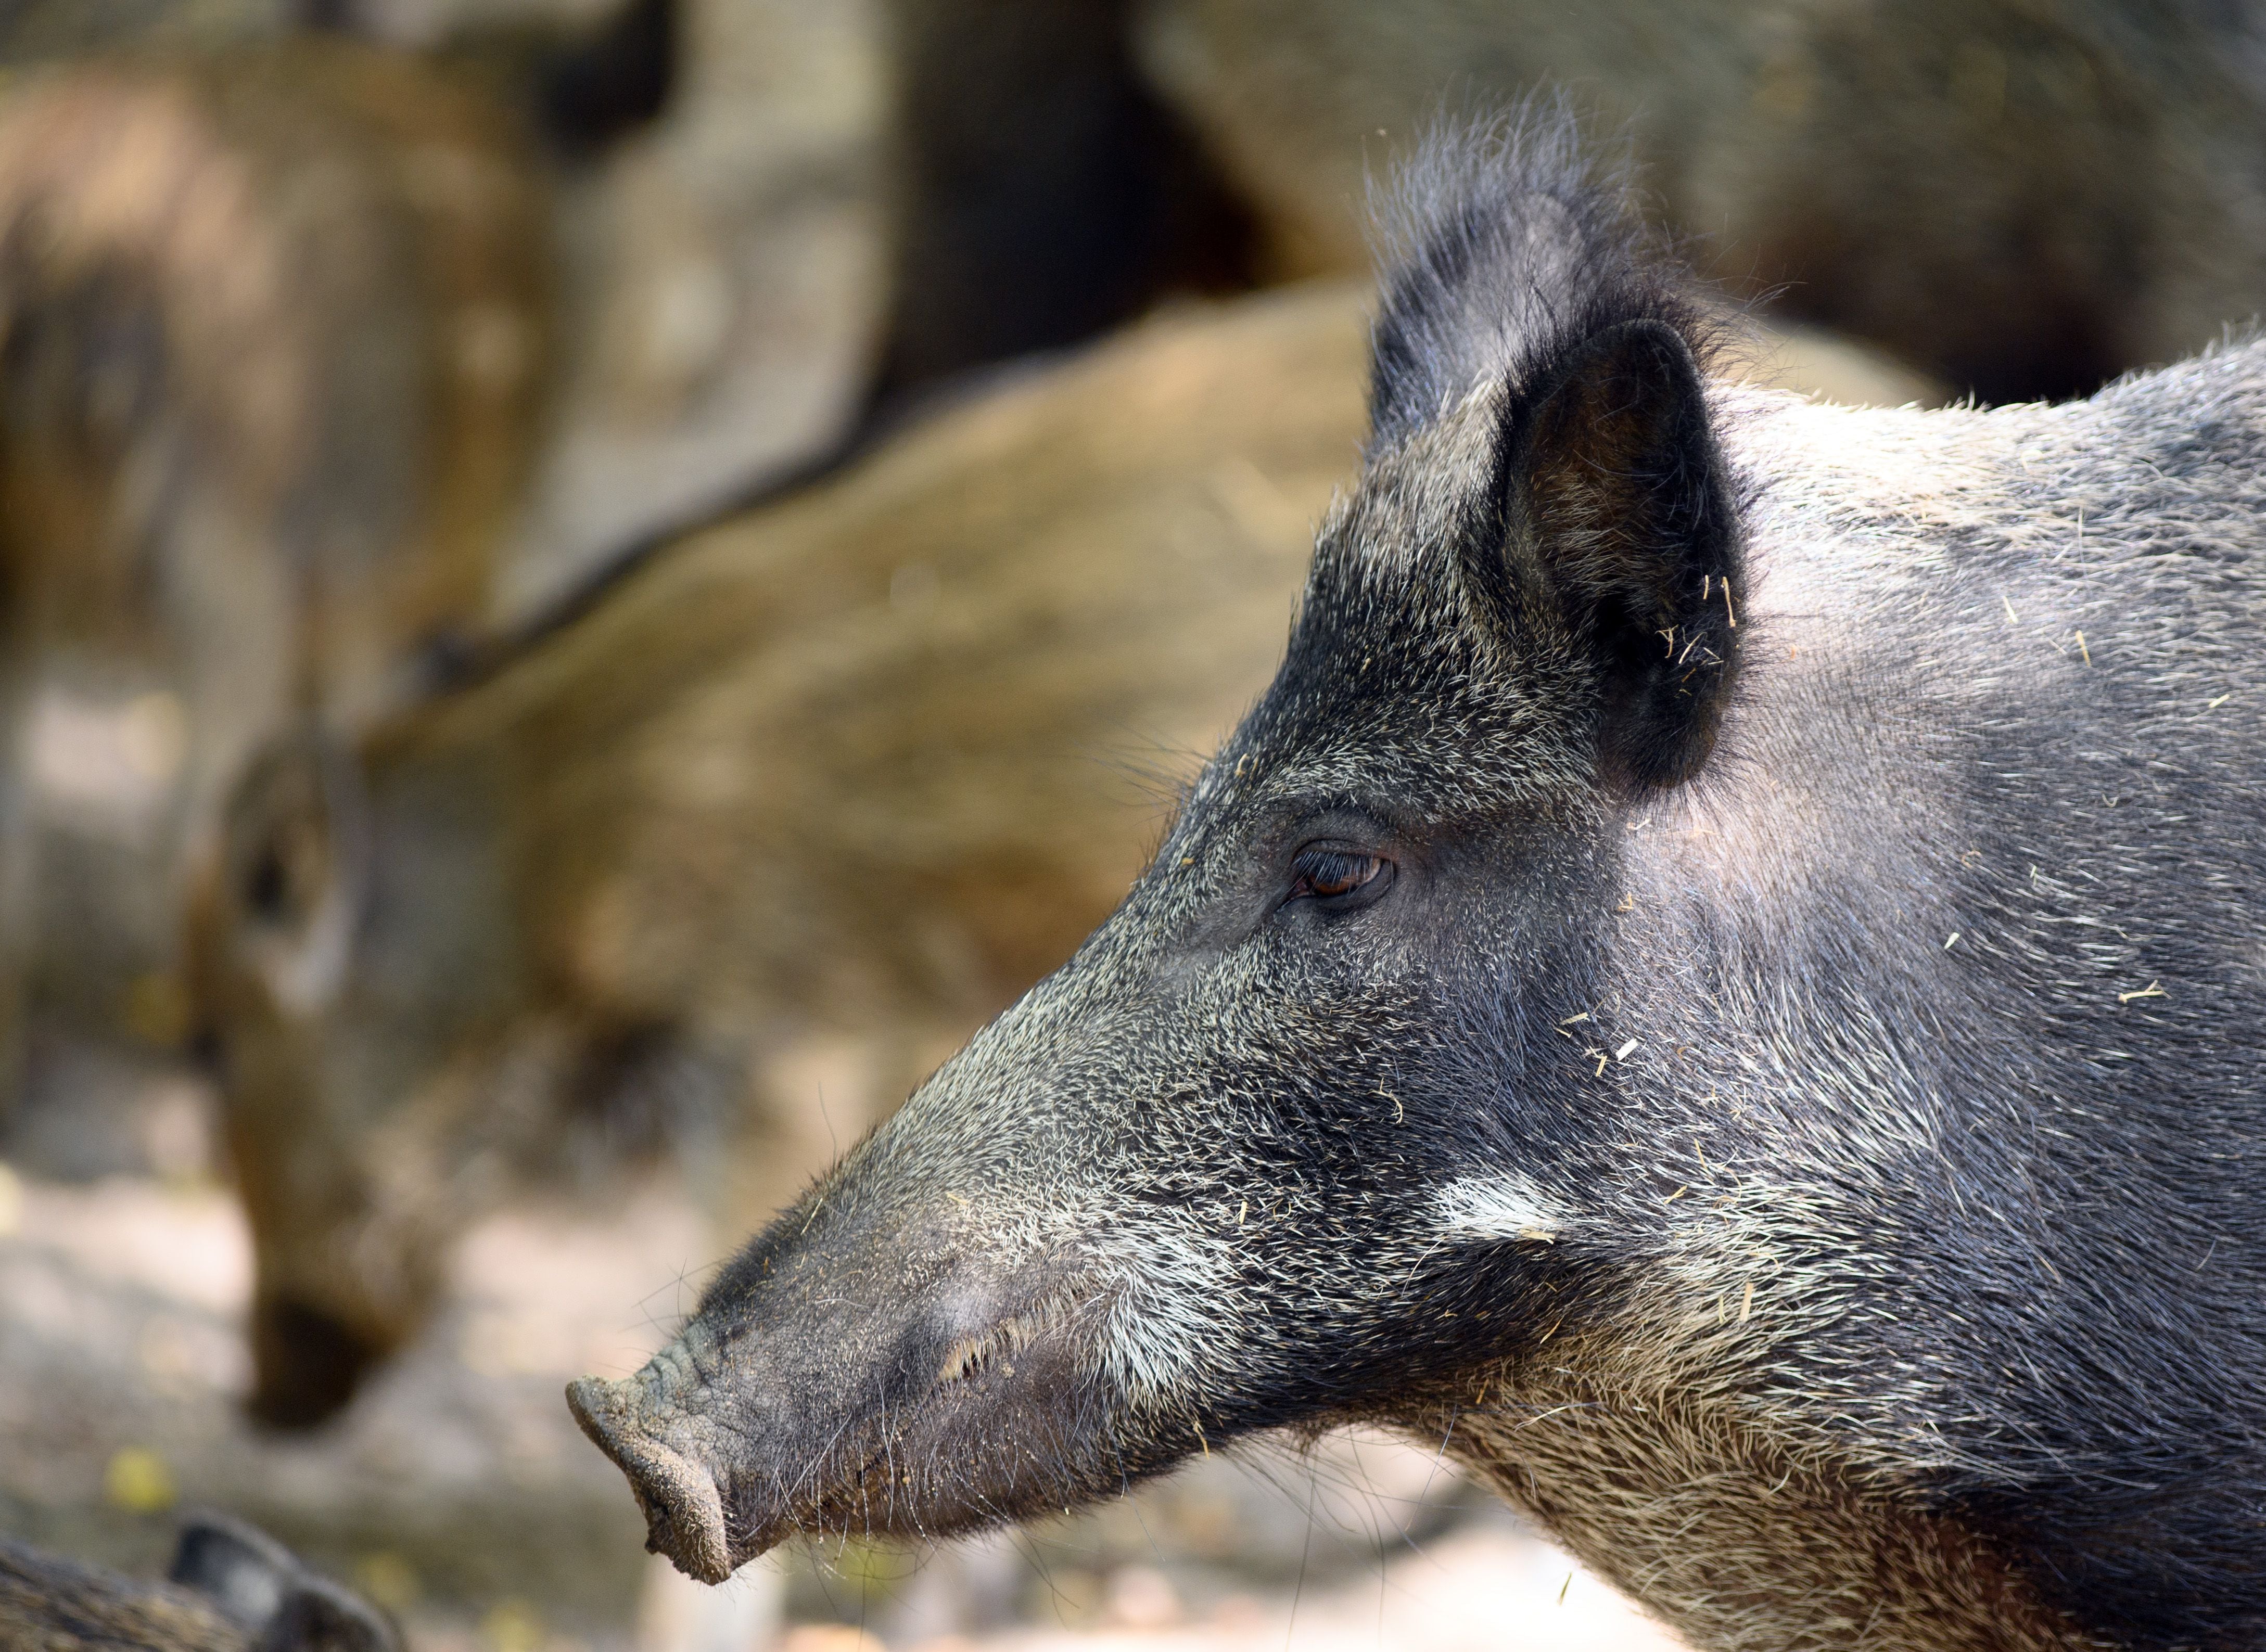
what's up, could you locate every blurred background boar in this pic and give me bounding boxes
[1136,0,2266,402]
[0,43,549,1142]
[0,0,885,1151]
[189,280,1367,1426]
[2,1512,398,1651]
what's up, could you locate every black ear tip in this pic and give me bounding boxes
[169,1512,296,1634]
[169,1510,292,1594]
[170,1512,401,1651]
[1618,315,1692,361]
[1578,317,1709,407]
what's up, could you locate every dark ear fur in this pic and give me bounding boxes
[262,1578,397,1652]
[1496,316,1739,789]
[170,1513,397,1652]
[1365,110,1741,788]
[170,1513,294,1632]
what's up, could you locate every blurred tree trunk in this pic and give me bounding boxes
[875,0,1259,389]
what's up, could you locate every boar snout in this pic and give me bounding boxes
[246,1293,389,1429]
[566,1363,736,1584]
[569,1189,1134,1584]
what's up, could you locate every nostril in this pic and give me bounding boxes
[246,1295,381,1429]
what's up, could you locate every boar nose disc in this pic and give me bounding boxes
[566,1375,734,1585]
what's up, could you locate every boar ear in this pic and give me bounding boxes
[171,1512,397,1650]
[169,1512,297,1630]
[1494,317,1738,789]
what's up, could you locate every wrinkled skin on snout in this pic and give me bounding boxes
[577,130,2266,1652]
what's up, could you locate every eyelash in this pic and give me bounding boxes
[1287,847,1387,903]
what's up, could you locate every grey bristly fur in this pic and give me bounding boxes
[570,112,2266,1652]
[1364,107,1709,451]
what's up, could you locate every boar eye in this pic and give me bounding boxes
[1286,846,1391,906]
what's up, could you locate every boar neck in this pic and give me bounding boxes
[1443,1365,2104,1652]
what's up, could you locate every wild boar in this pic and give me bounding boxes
[570,119,2266,1652]
[1135,0,2266,403]
[0,42,548,1098]
[189,265,1923,1431]
[1,1512,396,1651]
[189,279,1372,1427]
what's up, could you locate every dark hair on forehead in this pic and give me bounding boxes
[1364,100,1717,453]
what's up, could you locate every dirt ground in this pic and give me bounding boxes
[0,1086,1682,1652]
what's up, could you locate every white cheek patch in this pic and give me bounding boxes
[1435,1174,1573,1244]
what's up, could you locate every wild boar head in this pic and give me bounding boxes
[569,121,1764,1587]
[190,724,539,1425]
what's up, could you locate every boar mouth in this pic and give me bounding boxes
[932,1286,1083,1386]
[568,1278,1113,1583]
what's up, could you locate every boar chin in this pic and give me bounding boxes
[567,1280,1159,1583]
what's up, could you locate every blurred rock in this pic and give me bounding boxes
[1134,0,2266,402]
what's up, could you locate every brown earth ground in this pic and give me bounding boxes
[0,1085,1683,1652]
